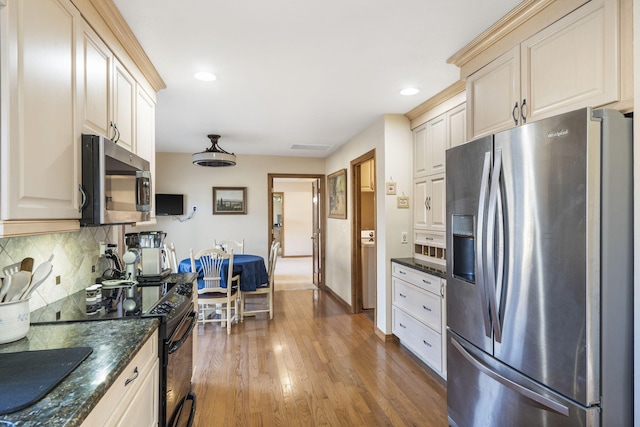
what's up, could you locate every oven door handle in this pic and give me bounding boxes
[169,311,197,354]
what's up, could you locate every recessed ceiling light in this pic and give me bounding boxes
[194,72,217,82]
[400,87,420,96]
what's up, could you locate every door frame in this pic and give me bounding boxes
[350,149,376,315]
[268,173,326,290]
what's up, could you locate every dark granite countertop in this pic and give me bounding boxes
[0,318,159,427]
[391,257,447,280]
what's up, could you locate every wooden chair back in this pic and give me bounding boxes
[214,239,245,254]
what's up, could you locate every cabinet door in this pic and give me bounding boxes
[81,22,112,138]
[113,59,136,152]
[426,174,446,232]
[360,159,374,192]
[1,0,82,220]
[467,46,520,139]
[412,124,428,177]
[521,0,618,123]
[448,104,467,148]
[135,85,156,219]
[426,113,447,175]
[413,177,428,230]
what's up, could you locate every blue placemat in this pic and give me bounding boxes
[0,347,93,415]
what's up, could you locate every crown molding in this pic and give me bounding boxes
[405,80,466,122]
[447,0,555,68]
[73,0,166,92]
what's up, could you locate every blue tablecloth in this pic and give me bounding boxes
[178,254,268,292]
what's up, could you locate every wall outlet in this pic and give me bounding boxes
[401,231,408,244]
[191,205,197,212]
[55,275,61,285]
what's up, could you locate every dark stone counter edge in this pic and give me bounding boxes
[0,318,160,427]
[71,319,160,426]
[391,257,447,280]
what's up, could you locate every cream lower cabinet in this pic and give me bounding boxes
[413,174,445,232]
[467,0,620,139]
[0,0,82,222]
[391,262,446,379]
[81,331,159,427]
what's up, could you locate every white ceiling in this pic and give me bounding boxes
[113,0,522,158]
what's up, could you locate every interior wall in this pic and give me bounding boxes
[324,114,412,333]
[128,153,325,264]
[273,180,313,256]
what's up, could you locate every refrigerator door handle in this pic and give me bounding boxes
[476,151,493,338]
[451,339,570,417]
[487,149,503,342]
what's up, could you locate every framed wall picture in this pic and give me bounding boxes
[327,169,347,219]
[213,187,247,214]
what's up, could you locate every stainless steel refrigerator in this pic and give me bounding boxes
[445,108,632,427]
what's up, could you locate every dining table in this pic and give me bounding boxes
[178,254,268,292]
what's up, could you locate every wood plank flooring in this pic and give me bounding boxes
[192,289,448,426]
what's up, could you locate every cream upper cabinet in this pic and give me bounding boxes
[81,21,112,138]
[466,46,521,139]
[360,159,374,192]
[412,125,428,177]
[448,104,467,148]
[413,173,445,233]
[113,58,136,152]
[426,114,446,176]
[0,0,82,221]
[467,0,619,139]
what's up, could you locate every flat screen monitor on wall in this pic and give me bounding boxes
[155,193,184,216]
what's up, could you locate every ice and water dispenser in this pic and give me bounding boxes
[451,215,475,283]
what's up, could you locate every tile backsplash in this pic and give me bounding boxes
[0,226,116,312]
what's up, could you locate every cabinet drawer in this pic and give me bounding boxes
[393,307,442,371]
[81,331,158,427]
[414,230,445,247]
[393,277,441,331]
[392,262,441,295]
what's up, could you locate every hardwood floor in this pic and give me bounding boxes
[192,289,448,426]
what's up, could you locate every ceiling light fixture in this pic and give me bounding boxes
[194,72,217,82]
[192,134,236,167]
[400,87,420,96]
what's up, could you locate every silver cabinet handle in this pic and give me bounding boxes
[511,101,519,125]
[423,340,432,347]
[451,339,569,416]
[399,293,407,298]
[422,279,431,285]
[399,323,407,328]
[124,366,139,386]
[521,98,527,123]
[423,305,431,312]
[398,270,406,275]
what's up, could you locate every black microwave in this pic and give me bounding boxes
[80,134,151,225]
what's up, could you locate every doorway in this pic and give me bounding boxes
[351,150,376,320]
[268,173,325,290]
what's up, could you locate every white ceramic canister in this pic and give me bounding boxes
[0,298,30,344]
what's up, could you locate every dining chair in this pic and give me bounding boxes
[190,247,240,334]
[241,241,279,320]
[213,239,245,255]
[163,242,178,273]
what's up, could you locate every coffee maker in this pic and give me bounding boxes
[125,231,169,279]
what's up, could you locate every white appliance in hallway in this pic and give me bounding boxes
[361,230,375,309]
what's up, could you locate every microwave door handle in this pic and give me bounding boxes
[486,149,503,343]
[476,151,492,338]
[78,185,87,212]
[136,171,151,211]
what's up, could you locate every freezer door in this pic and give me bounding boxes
[492,108,599,405]
[447,333,597,427]
[445,135,493,354]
